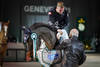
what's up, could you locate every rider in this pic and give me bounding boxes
[48,1,69,43]
[52,29,86,67]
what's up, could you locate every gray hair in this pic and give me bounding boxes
[69,28,79,37]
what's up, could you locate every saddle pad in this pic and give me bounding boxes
[42,49,62,64]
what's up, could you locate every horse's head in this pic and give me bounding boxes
[21,26,32,43]
[0,20,10,44]
[3,20,10,37]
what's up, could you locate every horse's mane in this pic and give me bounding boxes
[30,23,57,33]
[29,22,58,49]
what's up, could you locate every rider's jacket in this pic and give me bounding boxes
[48,7,69,29]
[55,36,86,67]
[67,36,86,66]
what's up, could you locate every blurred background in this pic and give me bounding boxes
[0,0,100,67]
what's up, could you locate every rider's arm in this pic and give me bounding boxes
[55,39,71,50]
[63,10,69,28]
[48,12,57,24]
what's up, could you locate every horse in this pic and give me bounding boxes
[22,23,59,61]
[0,20,10,67]
[23,23,67,67]
[23,22,87,67]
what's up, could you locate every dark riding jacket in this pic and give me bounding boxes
[55,36,86,67]
[48,7,69,29]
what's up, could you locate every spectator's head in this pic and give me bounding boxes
[56,1,64,14]
[69,28,79,37]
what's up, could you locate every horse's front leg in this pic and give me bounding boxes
[0,53,4,67]
[0,44,7,67]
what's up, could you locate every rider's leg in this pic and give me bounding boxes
[57,29,69,44]
[61,29,69,40]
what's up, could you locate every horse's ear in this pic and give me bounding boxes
[8,20,10,23]
[7,20,10,24]
[3,20,10,25]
